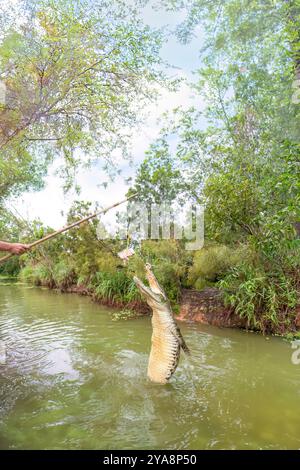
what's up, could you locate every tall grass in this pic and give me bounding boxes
[53,261,77,289]
[20,263,55,287]
[219,263,299,333]
[92,270,140,303]
[187,244,248,289]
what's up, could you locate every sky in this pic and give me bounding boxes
[7,1,205,229]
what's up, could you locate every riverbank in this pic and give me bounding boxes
[53,283,240,328]
[58,283,300,336]
[31,280,290,334]
[1,271,298,337]
[15,238,300,337]
[178,288,248,328]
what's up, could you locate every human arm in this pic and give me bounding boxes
[0,241,29,254]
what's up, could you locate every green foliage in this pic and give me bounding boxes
[92,270,140,304]
[141,239,183,262]
[127,0,300,333]
[20,262,54,287]
[53,261,77,289]
[129,138,185,205]
[0,0,167,196]
[219,262,299,334]
[203,170,263,242]
[19,265,36,284]
[218,218,300,333]
[0,209,46,276]
[0,256,22,277]
[152,260,184,304]
[193,277,214,291]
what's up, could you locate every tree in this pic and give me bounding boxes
[137,0,300,332]
[135,0,300,243]
[0,0,167,197]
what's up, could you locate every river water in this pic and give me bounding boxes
[0,281,300,449]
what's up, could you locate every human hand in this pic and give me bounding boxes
[8,243,29,255]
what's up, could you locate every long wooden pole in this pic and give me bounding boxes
[0,193,138,265]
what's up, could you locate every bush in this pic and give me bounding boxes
[193,277,215,291]
[53,261,77,289]
[20,263,55,287]
[92,270,140,303]
[141,239,183,263]
[0,256,21,277]
[219,263,299,334]
[19,265,36,283]
[187,244,247,288]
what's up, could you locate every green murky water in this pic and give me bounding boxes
[0,282,300,450]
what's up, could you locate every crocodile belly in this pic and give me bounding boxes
[147,327,180,384]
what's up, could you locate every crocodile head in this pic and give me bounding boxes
[133,276,168,311]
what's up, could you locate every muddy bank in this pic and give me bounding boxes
[177,288,248,328]
[178,288,300,333]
